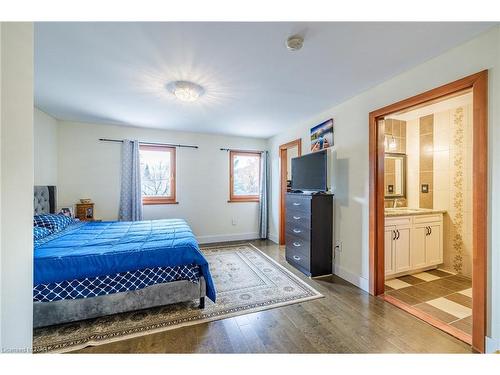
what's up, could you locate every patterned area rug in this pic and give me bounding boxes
[33,243,323,353]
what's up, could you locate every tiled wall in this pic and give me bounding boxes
[419,115,434,208]
[433,105,473,277]
[406,119,420,208]
[384,119,407,208]
[392,104,472,277]
[385,105,472,277]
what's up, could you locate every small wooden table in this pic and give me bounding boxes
[76,203,95,221]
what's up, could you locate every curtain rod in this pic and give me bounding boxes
[99,138,198,149]
[220,148,266,153]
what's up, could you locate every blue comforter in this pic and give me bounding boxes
[34,219,216,302]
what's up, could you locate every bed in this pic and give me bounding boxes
[33,186,216,328]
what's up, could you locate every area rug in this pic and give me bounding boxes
[33,243,323,353]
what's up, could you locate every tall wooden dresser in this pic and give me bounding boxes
[285,192,333,277]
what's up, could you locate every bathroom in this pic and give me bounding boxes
[382,91,473,339]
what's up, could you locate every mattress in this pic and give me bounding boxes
[34,219,216,302]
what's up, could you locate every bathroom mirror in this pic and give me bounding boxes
[384,153,406,198]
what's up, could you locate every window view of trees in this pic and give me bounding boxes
[233,153,260,196]
[140,148,172,197]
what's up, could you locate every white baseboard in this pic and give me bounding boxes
[333,263,369,292]
[197,232,260,245]
[268,233,279,244]
[486,336,500,353]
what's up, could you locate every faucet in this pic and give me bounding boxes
[393,198,400,208]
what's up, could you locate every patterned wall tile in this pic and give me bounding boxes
[451,107,465,274]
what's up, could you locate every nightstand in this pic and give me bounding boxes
[76,203,95,221]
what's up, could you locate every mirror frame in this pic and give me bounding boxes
[384,152,407,199]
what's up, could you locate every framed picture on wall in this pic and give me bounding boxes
[310,119,333,152]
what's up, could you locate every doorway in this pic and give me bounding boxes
[368,71,488,352]
[279,139,302,245]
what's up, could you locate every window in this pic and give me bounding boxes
[139,145,176,205]
[229,150,261,202]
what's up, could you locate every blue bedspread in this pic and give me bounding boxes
[34,219,216,302]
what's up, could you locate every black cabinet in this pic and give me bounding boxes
[285,193,333,277]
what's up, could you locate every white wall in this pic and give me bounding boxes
[34,107,58,186]
[57,120,267,243]
[0,22,33,352]
[267,26,500,346]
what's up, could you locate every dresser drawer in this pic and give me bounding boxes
[286,210,311,228]
[286,194,311,205]
[286,232,311,253]
[286,195,311,215]
[286,242,310,271]
[286,226,311,242]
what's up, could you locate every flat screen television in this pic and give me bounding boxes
[291,150,328,192]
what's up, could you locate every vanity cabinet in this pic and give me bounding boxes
[385,217,411,275]
[385,214,443,278]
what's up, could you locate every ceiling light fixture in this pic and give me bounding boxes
[167,81,205,102]
[286,34,304,51]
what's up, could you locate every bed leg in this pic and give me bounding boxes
[199,297,205,309]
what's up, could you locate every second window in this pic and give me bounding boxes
[229,150,261,202]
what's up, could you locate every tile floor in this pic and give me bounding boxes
[385,269,472,336]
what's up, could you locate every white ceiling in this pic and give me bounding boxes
[387,92,473,122]
[35,22,496,138]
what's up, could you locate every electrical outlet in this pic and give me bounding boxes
[335,240,343,252]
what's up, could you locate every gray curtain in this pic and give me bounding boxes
[258,151,269,239]
[118,140,143,221]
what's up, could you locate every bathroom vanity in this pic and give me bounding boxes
[384,208,445,279]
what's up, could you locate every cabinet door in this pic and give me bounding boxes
[411,226,427,269]
[394,227,411,273]
[384,227,395,276]
[426,223,443,265]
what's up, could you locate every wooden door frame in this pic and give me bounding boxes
[279,139,302,245]
[368,70,488,353]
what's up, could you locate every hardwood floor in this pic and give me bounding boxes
[73,240,471,353]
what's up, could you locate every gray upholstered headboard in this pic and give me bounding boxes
[34,186,56,215]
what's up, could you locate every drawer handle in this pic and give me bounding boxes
[293,242,301,247]
[293,229,301,233]
[293,202,301,206]
[293,216,301,220]
[293,255,301,261]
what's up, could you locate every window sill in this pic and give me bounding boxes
[142,200,179,206]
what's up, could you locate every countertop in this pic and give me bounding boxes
[384,208,447,217]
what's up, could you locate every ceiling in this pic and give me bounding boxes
[387,92,472,122]
[35,22,496,138]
